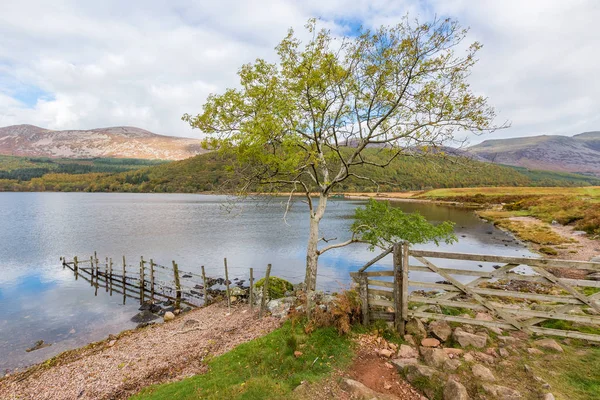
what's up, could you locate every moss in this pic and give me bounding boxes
[254,276,294,300]
[539,247,559,255]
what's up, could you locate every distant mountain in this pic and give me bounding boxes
[0,124,206,160]
[467,131,600,177]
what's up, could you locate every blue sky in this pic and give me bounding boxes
[0,0,599,142]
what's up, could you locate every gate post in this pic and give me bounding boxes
[394,242,409,333]
[358,272,370,325]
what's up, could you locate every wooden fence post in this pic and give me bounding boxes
[122,256,126,305]
[105,257,109,292]
[224,258,231,314]
[173,261,181,309]
[150,259,155,302]
[259,264,271,318]
[201,265,208,306]
[249,268,254,312]
[90,256,95,287]
[140,256,145,305]
[401,241,410,330]
[74,256,79,280]
[393,242,409,333]
[358,272,370,325]
[109,258,113,296]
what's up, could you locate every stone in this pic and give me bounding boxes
[25,340,51,353]
[471,364,496,382]
[453,328,488,349]
[230,286,246,296]
[266,298,292,319]
[131,310,159,323]
[398,344,419,359]
[443,348,464,357]
[379,349,394,358]
[444,359,462,371]
[107,340,117,347]
[527,348,544,355]
[405,318,427,338]
[542,394,555,400]
[463,353,475,362]
[443,379,470,400]
[391,358,419,370]
[534,339,563,353]
[497,336,517,345]
[499,348,510,358]
[403,334,416,346]
[420,347,449,368]
[340,378,397,400]
[182,319,200,329]
[429,320,452,342]
[421,338,441,347]
[294,351,303,358]
[482,384,522,399]
[589,256,600,263]
[405,364,438,383]
[473,352,496,364]
[163,311,175,321]
[475,312,494,321]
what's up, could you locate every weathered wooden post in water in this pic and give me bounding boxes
[140,256,145,305]
[249,268,254,312]
[109,258,113,296]
[201,265,208,306]
[122,256,127,305]
[259,264,271,318]
[224,258,231,314]
[105,257,109,292]
[150,259,155,302]
[172,261,181,309]
[74,256,79,280]
[90,256,95,287]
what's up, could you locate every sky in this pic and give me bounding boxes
[0,0,599,144]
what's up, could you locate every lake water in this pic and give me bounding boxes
[0,192,536,371]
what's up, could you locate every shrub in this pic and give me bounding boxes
[307,290,362,335]
[254,276,294,300]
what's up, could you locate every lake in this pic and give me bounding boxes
[0,192,536,371]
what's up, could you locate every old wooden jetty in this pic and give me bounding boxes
[352,242,600,342]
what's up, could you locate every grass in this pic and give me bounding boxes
[477,210,569,245]
[131,321,353,400]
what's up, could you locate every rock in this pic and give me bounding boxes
[420,347,449,368]
[340,378,397,400]
[230,286,246,296]
[541,394,555,400]
[429,321,452,342]
[444,359,462,371]
[443,379,470,400]
[391,358,419,370]
[499,348,510,358]
[25,340,51,353]
[163,311,175,321]
[294,351,303,358]
[131,310,159,323]
[139,301,161,313]
[473,352,496,364]
[405,318,427,338]
[136,322,155,329]
[463,353,475,362]
[182,319,200,329]
[590,256,600,263]
[398,344,419,359]
[379,349,394,358]
[472,364,496,381]
[421,338,441,347]
[453,328,488,348]
[475,313,494,321]
[403,334,416,346]
[107,340,117,347]
[182,306,192,313]
[443,348,464,357]
[482,384,522,399]
[497,336,517,345]
[266,298,292,319]
[534,339,563,352]
[405,364,438,383]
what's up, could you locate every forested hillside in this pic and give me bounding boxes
[1,149,598,192]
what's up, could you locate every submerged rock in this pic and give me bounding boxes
[131,310,159,323]
[25,340,51,353]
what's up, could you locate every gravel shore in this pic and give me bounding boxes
[0,303,280,400]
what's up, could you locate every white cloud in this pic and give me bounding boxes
[0,0,598,143]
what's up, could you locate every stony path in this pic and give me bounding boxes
[0,304,280,400]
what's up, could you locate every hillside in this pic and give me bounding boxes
[3,150,599,193]
[0,124,206,160]
[467,132,600,176]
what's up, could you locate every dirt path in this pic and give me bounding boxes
[0,303,280,400]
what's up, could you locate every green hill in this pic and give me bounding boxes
[2,149,599,192]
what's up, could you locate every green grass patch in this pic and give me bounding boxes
[131,321,353,400]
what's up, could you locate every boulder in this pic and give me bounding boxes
[481,384,522,400]
[405,318,427,338]
[420,347,449,368]
[398,344,419,359]
[443,379,470,400]
[131,310,159,323]
[266,298,292,319]
[163,311,175,321]
[421,337,441,347]
[391,358,419,370]
[444,359,462,371]
[339,378,397,400]
[471,364,496,381]
[405,364,438,383]
[534,339,563,352]
[429,320,452,342]
[453,328,488,348]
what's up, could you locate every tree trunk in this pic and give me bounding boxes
[304,193,328,292]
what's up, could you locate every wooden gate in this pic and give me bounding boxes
[351,243,600,341]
